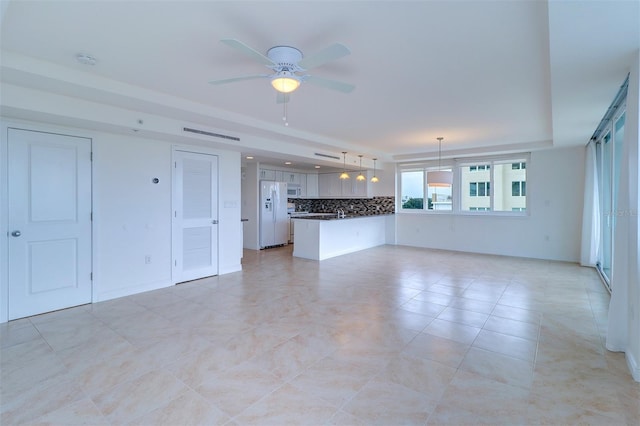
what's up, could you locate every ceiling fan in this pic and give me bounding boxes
[209,39,355,102]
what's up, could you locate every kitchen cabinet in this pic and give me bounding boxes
[259,169,284,181]
[318,173,343,197]
[318,172,369,197]
[259,169,276,180]
[305,173,319,197]
[292,215,387,260]
[349,172,369,197]
[283,172,302,185]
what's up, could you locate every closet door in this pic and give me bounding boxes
[8,129,92,319]
[172,149,219,283]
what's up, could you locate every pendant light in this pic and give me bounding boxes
[370,158,379,183]
[426,137,452,187]
[356,155,366,181]
[339,152,350,179]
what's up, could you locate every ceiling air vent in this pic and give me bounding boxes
[314,152,340,160]
[183,127,240,142]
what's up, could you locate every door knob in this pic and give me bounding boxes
[11,230,21,237]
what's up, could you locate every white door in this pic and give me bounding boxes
[8,129,92,320]
[172,149,218,283]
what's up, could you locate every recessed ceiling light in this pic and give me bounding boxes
[246,156,254,160]
[76,53,97,65]
[314,165,321,169]
[284,161,292,165]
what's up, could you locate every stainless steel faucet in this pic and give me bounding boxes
[337,208,346,218]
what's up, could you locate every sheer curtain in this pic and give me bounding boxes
[580,142,600,267]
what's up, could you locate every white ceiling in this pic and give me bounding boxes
[1,0,638,167]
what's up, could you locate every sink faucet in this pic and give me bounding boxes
[337,209,346,218]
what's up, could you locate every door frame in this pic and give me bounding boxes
[1,120,95,323]
[171,144,220,284]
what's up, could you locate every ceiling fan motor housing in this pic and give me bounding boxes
[267,46,304,72]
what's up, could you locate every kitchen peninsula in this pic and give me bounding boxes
[292,214,392,260]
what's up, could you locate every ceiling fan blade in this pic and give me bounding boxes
[305,75,355,93]
[221,39,274,66]
[276,93,290,104]
[209,74,270,85]
[298,43,350,70]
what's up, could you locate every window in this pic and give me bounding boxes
[461,158,527,213]
[427,181,452,211]
[401,171,424,209]
[400,155,527,215]
[492,161,526,212]
[469,182,490,197]
[512,181,526,196]
[400,168,452,211]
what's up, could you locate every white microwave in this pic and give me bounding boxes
[287,184,301,197]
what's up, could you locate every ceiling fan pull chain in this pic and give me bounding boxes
[283,100,289,126]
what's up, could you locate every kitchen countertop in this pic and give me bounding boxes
[292,213,394,220]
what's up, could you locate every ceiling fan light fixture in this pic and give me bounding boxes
[271,71,300,93]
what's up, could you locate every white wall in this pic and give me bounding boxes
[215,147,243,274]
[241,162,260,250]
[614,50,640,380]
[396,146,585,262]
[93,133,242,302]
[0,118,243,322]
[93,133,173,300]
[628,50,640,380]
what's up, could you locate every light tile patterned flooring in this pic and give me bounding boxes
[1,245,638,425]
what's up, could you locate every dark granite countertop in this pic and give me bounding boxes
[292,213,394,221]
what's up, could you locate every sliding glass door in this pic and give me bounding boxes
[597,109,625,289]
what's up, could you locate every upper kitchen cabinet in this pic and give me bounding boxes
[259,168,285,181]
[259,169,276,180]
[283,172,302,185]
[306,174,319,197]
[318,172,370,198]
[318,173,343,197]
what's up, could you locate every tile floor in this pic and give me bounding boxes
[1,245,638,425]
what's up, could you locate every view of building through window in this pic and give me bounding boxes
[400,158,527,213]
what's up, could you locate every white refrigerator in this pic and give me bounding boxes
[260,181,289,248]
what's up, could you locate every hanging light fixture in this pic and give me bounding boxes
[339,152,350,179]
[426,137,452,187]
[371,158,379,183]
[357,155,366,181]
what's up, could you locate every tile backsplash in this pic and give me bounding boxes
[289,196,395,216]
